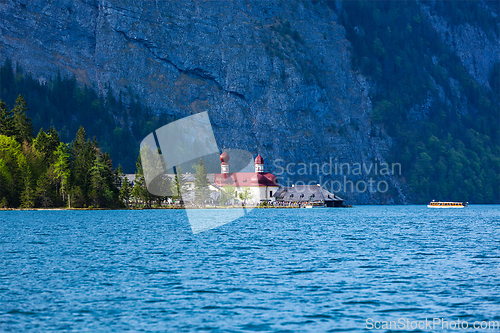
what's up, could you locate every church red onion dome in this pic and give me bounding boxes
[220,152,229,163]
[255,154,264,164]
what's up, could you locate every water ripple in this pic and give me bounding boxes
[0,206,499,331]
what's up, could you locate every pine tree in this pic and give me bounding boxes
[0,158,14,207]
[0,134,28,207]
[101,152,118,207]
[21,138,45,182]
[89,150,108,207]
[69,186,84,208]
[33,128,49,160]
[132,154,149,207]
[20,173,36,208]
[53,142,70,205]
[119,170,132,207]
[0,197,8,208]
[33,127,60,164]
[171,165,188,205]
[36,172,53,208]
[70,126,94,205]
[139,144,170,200]
[0,99,14,137]
[11,95,33,144]
[194,158,210,206]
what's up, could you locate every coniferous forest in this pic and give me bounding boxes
[0,94,127,208]
[0,94,197,209]
[339,1,499,203]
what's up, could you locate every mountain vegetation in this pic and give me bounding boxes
[338,0,499,203]
[0,60,176,173]
[0,95,125,208]
[194,158,210,207]
[0,94,181,209]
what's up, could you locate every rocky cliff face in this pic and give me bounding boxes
[1,0,497,204]
[420,2,500,90]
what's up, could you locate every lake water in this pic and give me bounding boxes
[1,205,499,332]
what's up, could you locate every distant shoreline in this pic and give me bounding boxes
[0,206,304,211]
[3,205,500,212]
[0,205,358,211]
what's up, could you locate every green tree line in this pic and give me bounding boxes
[0,96,223,209]
[0,95,127,208]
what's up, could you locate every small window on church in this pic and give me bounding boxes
[270,191,273,197]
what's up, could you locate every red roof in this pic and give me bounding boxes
[255,154,264,164]
[214,172,278,187]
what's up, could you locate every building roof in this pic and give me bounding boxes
[274,185,343,202]
[129,172,277,187]
[214,172,278,187]
[255,154,264,164]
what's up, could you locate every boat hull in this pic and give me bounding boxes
[427,201,467,208]
[304,204,325,208]
[427,205,465,208]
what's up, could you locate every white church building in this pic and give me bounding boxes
[214,152,279,205]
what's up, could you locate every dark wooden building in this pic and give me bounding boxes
[273,184,344,207]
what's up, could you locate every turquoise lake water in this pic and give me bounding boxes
[1,205,500,332]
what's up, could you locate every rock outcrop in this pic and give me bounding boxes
[2,0,497,204]
[420,2,500,89]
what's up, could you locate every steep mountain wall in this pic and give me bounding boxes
[1,0,498,203]
[420,1,499,89]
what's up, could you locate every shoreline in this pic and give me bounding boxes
[2,204,497,211]
[0,205,355,211]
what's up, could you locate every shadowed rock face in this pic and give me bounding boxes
[0,0,404,203]
[420,2,500,90]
